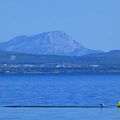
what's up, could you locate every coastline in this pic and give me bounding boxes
[1,67,120,74]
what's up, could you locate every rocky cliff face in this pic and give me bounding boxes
[0,31,100,56]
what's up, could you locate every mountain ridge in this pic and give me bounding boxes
[0,31,101,56]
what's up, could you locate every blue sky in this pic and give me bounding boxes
[0,0,120,51]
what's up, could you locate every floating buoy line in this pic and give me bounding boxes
[1,102,120,108]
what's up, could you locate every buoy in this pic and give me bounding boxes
[100,103,105,107]
[118,102,120,107]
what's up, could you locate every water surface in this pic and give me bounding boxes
[0,73,120,106]
[0,107,120,120]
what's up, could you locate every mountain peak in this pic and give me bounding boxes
[39,30,67,35]
[0,31,100,56]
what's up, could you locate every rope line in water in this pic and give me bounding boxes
[2,105,108,108]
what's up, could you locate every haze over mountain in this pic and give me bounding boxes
[0,31,101,56]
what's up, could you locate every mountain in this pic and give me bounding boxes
[84,50,120,58]
[0,31,101,56]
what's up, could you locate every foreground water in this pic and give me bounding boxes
[0,107,120,120]
[0,73,120,119]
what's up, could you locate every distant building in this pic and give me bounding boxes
[90,65,99,67]
[10,55,16,60]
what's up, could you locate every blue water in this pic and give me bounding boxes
[0,73,120,120]
[0,107,120,120]
[0,73,120,106]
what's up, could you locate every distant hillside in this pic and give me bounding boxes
[0,31,100,56]
[0,50,120,67]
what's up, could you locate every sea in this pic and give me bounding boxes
[0,73,120,120]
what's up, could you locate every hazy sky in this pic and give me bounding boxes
[0,0,120,51]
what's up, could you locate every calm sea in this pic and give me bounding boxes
[0,73,120,106]
[0,73,120,120]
